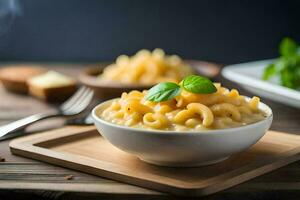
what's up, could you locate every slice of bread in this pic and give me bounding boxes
[28,71,77,102]
[0,66,46,94]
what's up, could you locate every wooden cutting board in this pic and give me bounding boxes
[9,126,300,197]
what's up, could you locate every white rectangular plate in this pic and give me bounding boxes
[222,59,300,108]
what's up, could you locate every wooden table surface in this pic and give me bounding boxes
[0,63,299,200]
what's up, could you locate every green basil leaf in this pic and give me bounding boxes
[145,82,181,102]
[280,37,298,57]
[262,63,276,80]
[180,75,217,94]
[280,68,294,88]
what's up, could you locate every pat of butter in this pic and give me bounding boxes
[29,71,75,88]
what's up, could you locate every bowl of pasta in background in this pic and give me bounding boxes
[79,66,153,100]
[79,58,220,100]
[92,98,273,167]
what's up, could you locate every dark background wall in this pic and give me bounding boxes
[0,0,299,64]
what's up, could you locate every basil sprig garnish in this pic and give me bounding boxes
[145,75,217,102]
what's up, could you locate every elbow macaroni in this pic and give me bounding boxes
[98,49,193,84]
[99,83,266,131]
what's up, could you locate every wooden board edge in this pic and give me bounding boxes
[9,146,188,196]
[10,141,300,197]
[9,125,96,146]
[8,128,300,197]
[192,151,300,196]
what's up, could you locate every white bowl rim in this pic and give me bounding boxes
[92,98,273,136]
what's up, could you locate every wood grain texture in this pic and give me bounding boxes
[0,63,300,200]
[8,126,300,196]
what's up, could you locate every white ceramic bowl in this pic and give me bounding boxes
[92,99,273,167]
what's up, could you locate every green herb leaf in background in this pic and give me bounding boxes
[262,63,276,80]
[145,82,181,102]
[280,37,298,57]
[180,75,217,94]
[280,68,294,88]
[262,37,300,89]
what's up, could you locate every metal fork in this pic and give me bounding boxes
[0,86,94,140]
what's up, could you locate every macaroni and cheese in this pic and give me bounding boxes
[99,83,266,131]
[98,49,193,84]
